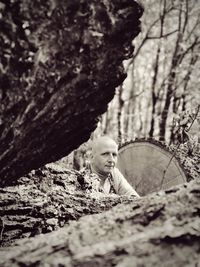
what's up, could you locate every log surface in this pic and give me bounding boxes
[1,178,199,267]
[0,163,134,247]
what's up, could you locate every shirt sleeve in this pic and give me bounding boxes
[112,168,140,197]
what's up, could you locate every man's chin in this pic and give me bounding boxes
[105,166,114,172]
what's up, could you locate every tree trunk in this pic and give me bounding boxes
[149,0,166,138]
[117,86,124,144]
[0,0,143,187]
[1,178,199,266]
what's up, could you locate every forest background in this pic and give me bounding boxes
[63,0,200,170]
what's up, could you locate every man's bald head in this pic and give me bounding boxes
[90,136,118,175]
[91,136,118,154]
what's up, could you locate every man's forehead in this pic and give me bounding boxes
[92,137,118,151]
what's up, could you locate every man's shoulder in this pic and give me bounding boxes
[112,167,125,181]
[112,167,140,197]
[113,167,123,176]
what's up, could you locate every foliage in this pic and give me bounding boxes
[171,105,200,144]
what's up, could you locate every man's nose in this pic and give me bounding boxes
[108,154,115,162]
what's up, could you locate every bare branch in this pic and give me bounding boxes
[123,89,145,102]
[186,16,200,41]
[126,4,176,69]
[179,37,200,64]
[186,105,200,132]
[172,51,199,96]
[182,0,188,34]
[148,29,178,39]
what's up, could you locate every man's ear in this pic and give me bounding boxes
[86,149,93,162]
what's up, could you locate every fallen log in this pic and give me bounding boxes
[1,178,199,266]
[0,163,134,247]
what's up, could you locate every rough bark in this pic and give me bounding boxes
[0,163,134,247]
[0,0,143,187]
[0,178,199,267]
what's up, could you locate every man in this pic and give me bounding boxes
[86,136,140,197]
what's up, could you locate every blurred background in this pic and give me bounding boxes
[62,0,200,169]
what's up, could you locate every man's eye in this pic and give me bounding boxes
[101,153,117,157]
[101,152,109,156]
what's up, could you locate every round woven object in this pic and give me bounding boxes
[117,140,187,196]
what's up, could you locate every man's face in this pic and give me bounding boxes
[91,140,118,175]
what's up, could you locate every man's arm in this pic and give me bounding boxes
[112,168,140,197]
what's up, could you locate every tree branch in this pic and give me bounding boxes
[148,29,179,39]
